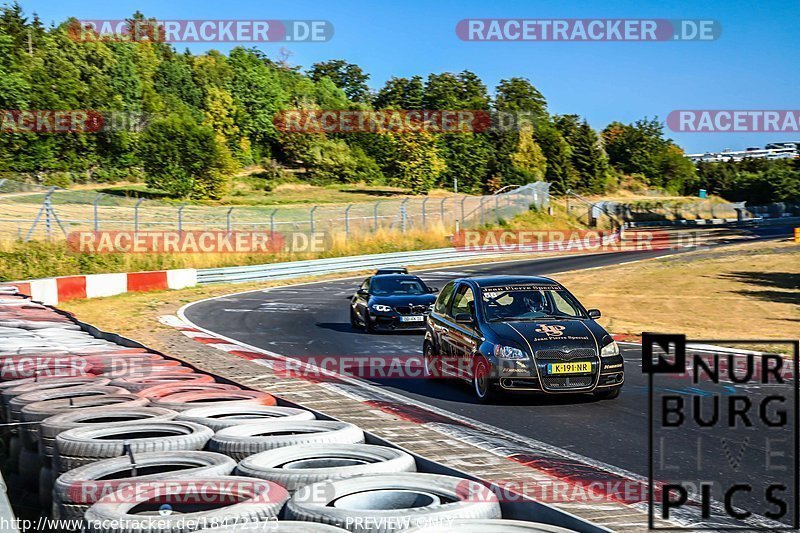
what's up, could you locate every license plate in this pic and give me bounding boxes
[400,316,424,322]
[547,362,591,374]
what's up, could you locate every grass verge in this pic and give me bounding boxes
[555,240,799,341]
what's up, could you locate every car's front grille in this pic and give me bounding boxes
[536,348,596,361]
[535,348,599,392]
[394,304,430,315]
[541,375,595,390]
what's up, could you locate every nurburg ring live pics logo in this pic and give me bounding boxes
[644,333,799,530]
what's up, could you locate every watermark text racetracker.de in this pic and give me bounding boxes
[273,109,537,133]
[70,19,333,43]
[0,110,150,134]
[451,229,704,253]
[667,110,800,132]
[67,231,328,254]
[456,19,720,41]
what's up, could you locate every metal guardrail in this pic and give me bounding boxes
[197,247,511,284]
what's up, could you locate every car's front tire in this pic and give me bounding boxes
[472,357,497,404]
[594,386,621,400]
[349,307,362,330]
[364,311,376,333]
[423,342,440,379]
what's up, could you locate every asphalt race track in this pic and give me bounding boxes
[185,235,797,526]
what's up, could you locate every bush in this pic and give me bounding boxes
[138,114,233,199]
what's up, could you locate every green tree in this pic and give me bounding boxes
[509,122,546,182]
[138,114,232,199]
[308,59,370,103]
[535,122,577,194]
[555,115,609,193]
[390,131,446,193]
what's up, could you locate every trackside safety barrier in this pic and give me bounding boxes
[196,248,515,285]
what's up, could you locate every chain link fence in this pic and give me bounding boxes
[0,179,551,242]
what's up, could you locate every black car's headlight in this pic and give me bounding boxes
[601,340,620,357]
[371,304,392,312]
[494,345,527,360]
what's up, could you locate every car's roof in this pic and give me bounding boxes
[458,275,559,287]
[371,274,422,280]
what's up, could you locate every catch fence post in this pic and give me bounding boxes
[177,203,186,233]
[373,201,382,231]
[93,193,104,231]
[400,199,409,232]
[134,198,144,235]
[345,204,353,238]
[309,205,318,234]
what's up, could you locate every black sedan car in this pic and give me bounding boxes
[423,275,624,403]
[350,274,438,332]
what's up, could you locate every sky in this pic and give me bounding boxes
[18,0,800,153]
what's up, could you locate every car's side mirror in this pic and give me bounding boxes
[587,309,601,319]
[428,287,439,293]
[357,289,369,297]
[454,313,473,324]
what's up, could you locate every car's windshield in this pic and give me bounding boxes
[480,284,584,321]
[370,277,427,295]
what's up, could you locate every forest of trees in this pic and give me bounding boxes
[0,5,797,204]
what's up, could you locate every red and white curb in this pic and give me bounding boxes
[0,269,196,306]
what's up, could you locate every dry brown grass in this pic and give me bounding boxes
[554,240,800,340]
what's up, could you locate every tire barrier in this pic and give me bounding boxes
[82,477,289,533]
[149,390,277,412]
[52,451,237,521]
[202,522,349,532]
[8,385,128,424]
[110,373,216,393]
[177,405,316,432]
[20,393,150,450]
[210,421,366,461]
[39,407,179,459]
[402,519,578,532]
[0,288,583,532]
[235,444,416,492]
[53,421,214,473]
[136,382,241,400]
[285,473,502,532]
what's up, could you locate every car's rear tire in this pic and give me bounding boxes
[472,358,497,404]
[594,386,621,400]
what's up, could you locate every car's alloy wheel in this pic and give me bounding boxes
[473,359,494,403]
[364,311,375,333]
[423,343,439,379]
[349,307,361,329]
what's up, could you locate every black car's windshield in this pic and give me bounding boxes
[371,277,427,296]
[480,285,585,321]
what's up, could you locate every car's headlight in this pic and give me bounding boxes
[601,340,620,357]
[494,345,527,360]
[371,304,392,312]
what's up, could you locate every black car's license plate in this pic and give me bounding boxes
[547,362,591,374]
